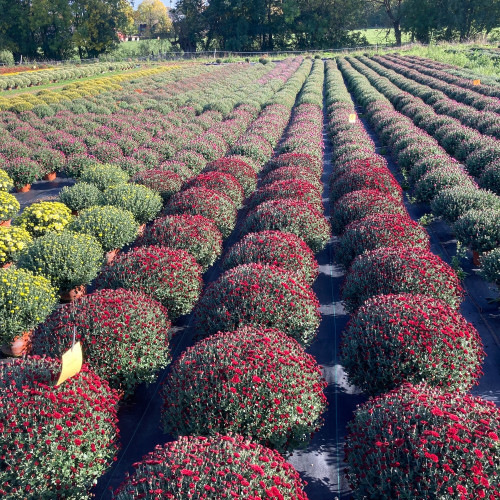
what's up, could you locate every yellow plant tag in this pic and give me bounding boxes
[56,342,83,386]
[349,113,357,123]
[473,79,480,86]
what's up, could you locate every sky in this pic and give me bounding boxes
[135,0,174,8]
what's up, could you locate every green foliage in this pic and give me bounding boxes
[0,50,14,65]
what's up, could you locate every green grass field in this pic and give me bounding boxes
[350,28,411,45]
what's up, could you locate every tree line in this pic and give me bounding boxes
[0,0,498,61]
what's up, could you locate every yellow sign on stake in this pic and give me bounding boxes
[473,79,481,86]
[55,342,83,386]
[349,113,357,123]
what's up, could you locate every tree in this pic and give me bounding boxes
[171,0,206,51]
[31,0,74,60]
[71,0,133,58]
[365,0,405,45]
[134,0,172,37]
[0,0,37,59]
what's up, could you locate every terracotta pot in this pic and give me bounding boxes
[71,210,79,217]
[138,224,146,236]
[16,184,31,193]
[1,262,12,269]
[105,248,120,264]
[60,284,87,303]
[473,250,482,267]
[1,330,33,357]
[43,171,57,181]
[0,219,11,227]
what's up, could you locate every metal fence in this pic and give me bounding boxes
[1,42,419,67]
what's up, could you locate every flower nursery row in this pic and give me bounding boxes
[0,56,333,498]
[393,54,500,98]
[326,59,499,499]
[0,62,280,189]
[117,57,333,499]
[338,57,500,285]
[0,60,137,91]
[373,54,500,118]
[350,58,500,188]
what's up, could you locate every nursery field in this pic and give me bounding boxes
[0,53,499,499]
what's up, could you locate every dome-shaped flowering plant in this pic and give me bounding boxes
[242,199,330,253]
[341,293,484,395]
[345,383,500,499]
[14,201,72,237]
[162,326,327,453]
[96,245,202,320]
[266,152,322,177]
[342,246,464,312]
[138,214,222,271]
[164,187,237,238]
[0,356,119,498]
[261,165,322,190]
[102,183,163,225]
[222,230,318,284]
[32,289,172,396]
[248,179,323,212]
[130,169,182,203]
[194,264,320,346]
[331,189,408,235]
[204,157,257,197]
[329,166,402,203]
[336,213,430,268]
[113,434,309,500]
[183,171,244,207]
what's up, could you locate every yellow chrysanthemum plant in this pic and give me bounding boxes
[13,201,72,237]
[0,226,32,266]
[0,191,20,223]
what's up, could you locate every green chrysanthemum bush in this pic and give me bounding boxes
[13,201,73,237]
[336,214,430,268]
[137,214,222,271]
[222,230,318,284]
[67,205,139,252]
[194,264,321,346]
[102,183,162,225]
[162,326,327,454]
[341,246,464,313]
[0,267,57,345]
[0,168,13,192]
[32,288,172,396]
[408,155,457,186]
[113,434,309,500]
[0,356,120,499]
[431,185,500,224]
[0,191,19,222]
[414,165,475,203]
[0,226,32,265]
[17,231,103,294]
[58,182,102,213]
[454,208,500,254]
[345,383,500,499]
[479,159,500,195]
[480,247,500,285]
[341,293,484,395]
[79,163,129,191]
[331,189,407,235]
[241,199,331,253]
[164,187,237,239]
[130,169,182,203]
[96,245,202,320]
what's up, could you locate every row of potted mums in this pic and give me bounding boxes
[327,59,499,499]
